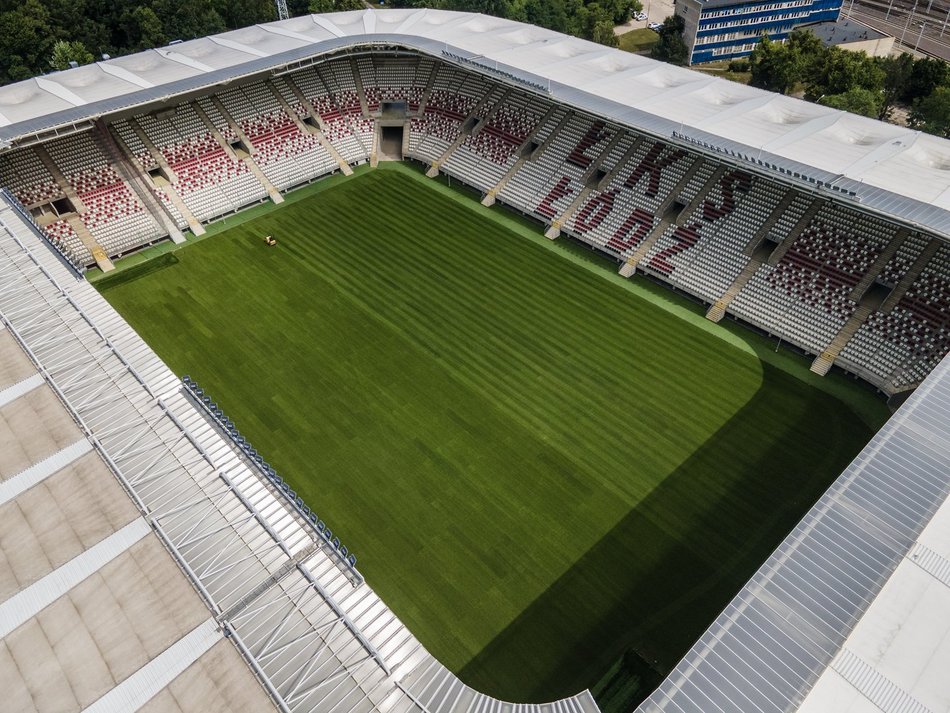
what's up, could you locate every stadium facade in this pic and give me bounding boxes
[0,8,949,713]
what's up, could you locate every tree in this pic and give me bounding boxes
[592,19,618,46]
[571,2,619,43]
[784,29,824,84]
[650,14,688,65]
[876,53,913,120]
[43,0,110,61]
[0,0,55,83]
[805,46,883,102]
[120,6,166,51]
[456,0,510,14]
[153,0,225,41]
[904,57,949,104]
[308,0,365,10]
[50,40,94,70]
[523,0,569,34]
[749,35,800,94]
[819,87,883,118]
[909,86,950,138]
[215,0,276,27]
[600,0,637,24]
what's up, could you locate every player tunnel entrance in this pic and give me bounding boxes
[379,124,405,161]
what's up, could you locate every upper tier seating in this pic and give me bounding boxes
[0,147,61,207]
[879,231,928,286]
[132,102,267,222]
[562,136,696,260]
[408,65,488,163]
[289,65,371,164]
[497,112,614,220]
[441,89,551,191]
[111,121,158,172]
[840,244,950,387]
[211,81,337,190]
[44,132,163,258]
[360,56,428,112]
[730,205,895,353]
[640,170,763,301]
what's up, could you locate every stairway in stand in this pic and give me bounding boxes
[880,237,941,313]
[809,304,874,375]
[65,216,114,272]
[706,259,761,322]
[619,212,677,277]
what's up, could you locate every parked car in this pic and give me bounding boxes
[635,11,648,20]
[648,21,663,30]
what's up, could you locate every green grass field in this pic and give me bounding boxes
[618,28,659,54]
[97,165,888,705]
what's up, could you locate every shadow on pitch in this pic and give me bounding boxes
[455,362,873,705]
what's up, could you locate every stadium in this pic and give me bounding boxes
[0,6,949,713]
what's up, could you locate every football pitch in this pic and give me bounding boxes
[97,165,888,704]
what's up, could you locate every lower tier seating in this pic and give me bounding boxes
[840,245,950,387]
[730,205,895,354]
[1,52,947,391]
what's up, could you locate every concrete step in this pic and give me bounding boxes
[767,197,823,266]
[482,105,567,206]
[34,145,85,213]
[416,62,438,115]
[429,90,506,175]
[204,97,284,204]
[850,227,907,301]
[744,191,797,256]
[706,258,761,322]
[95,120,185,243]
[809,304,873,374]
[66,215,113,272]
[596,137,643,191]
[706,301,727,323]
[677,165,726,221]
[658,154,705,215]
[881,236,941,313]
[809,353,835,376]
[547,186,593,239]
[350,57,370,117]
[622,213,676,274]
[160,186,204,236]
[127,116,203,235]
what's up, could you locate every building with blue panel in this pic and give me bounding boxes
[675,0,842,64]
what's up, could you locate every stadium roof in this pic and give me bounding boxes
[0,9,949,238]
[639,344,950,713]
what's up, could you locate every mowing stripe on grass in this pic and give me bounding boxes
[98,168,884,704]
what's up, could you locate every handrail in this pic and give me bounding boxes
[182,376,364,586]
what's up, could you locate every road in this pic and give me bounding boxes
[613,0,677,34]
[843,0,950,59]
